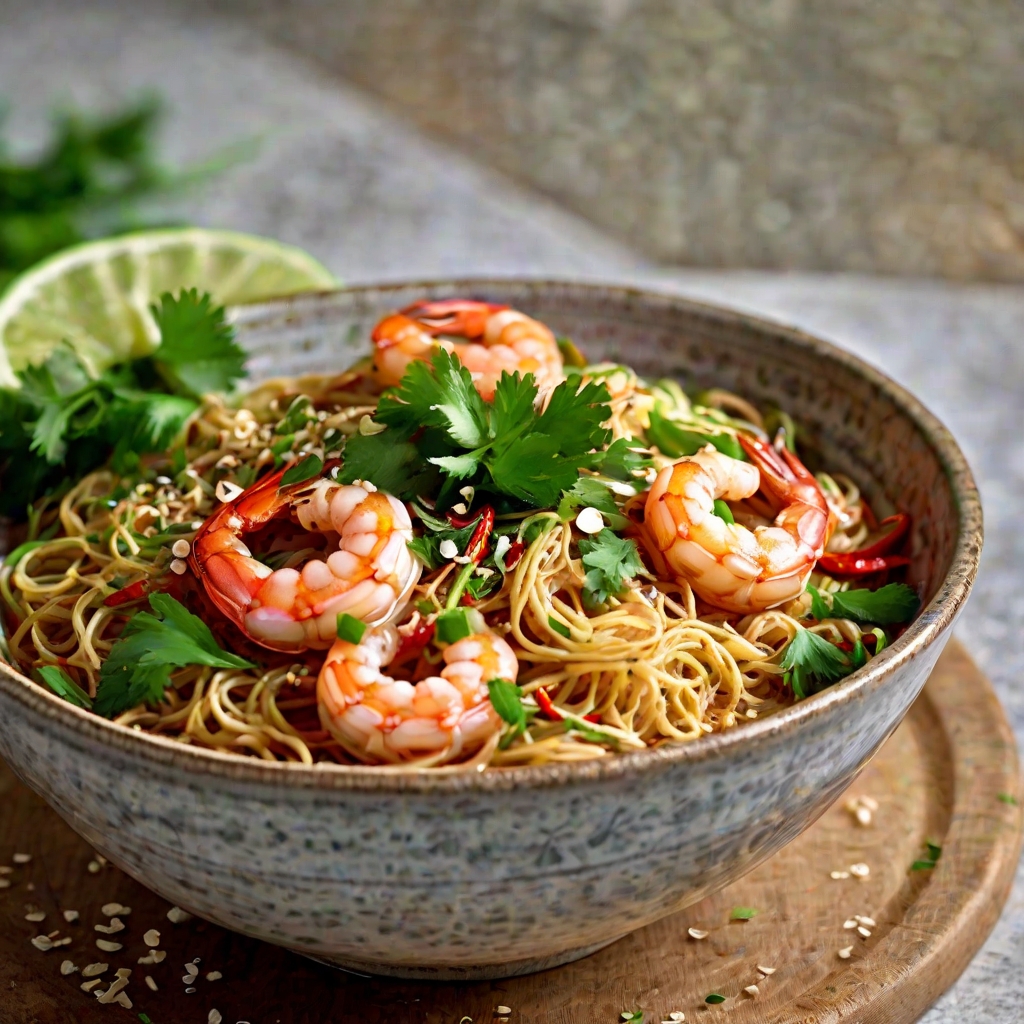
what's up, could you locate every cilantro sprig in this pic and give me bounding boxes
[808,583,919,625]
[0,290,246,518]
[341,351,629,508]
[578,531,646,606]
[780,627,866,700]
[94,593,255,717]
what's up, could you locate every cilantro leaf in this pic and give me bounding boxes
[339,427,438,500]
[376,348,489,448]
[808,583,919,625]
[533,377,612,454]
[587,436,653,481]
[487,431,584,507]
[647,405,746,461]
[150,290,247,398]
[578,531,645,605]
[280,453,324,487]
[490,370,538,441]
[94,593,255,717]
[779,627,854,699]
[557,476,629,530]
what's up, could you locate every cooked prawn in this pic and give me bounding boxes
[372,298,564,400]
[645,435,834,614]
[189,464,420,651]
[317,625,517,765]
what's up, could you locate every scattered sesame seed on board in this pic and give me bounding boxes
[95,976,129,1004]
[12,853,31,863]
[138,949,166,965]
[838,946,853,959]
[25,911,45,922]
[0,865,12,873]
[857,915,877,927]
[844,918,858,929]
[850,862,870,878]
[114,991,133,1009]
[30,935,53,951]
[186,986,197,994]
[756,965,776,975]
[59,960,78,976]
[81,963,108,977]
[669,1014,685,1022]
[830,870,851,880]
[744,985,759,996]
[115,968,131,980]
[86,861,101,874]
[167,905,193,924]
[95,939,123,952]
[62,910,79,923]
[145,976,158,991]
[143,928,161,947]
[0,878,10,889]
[95,918,125,934]
[208,1011,223,1024]
[101,902,130,917]
[80,978,102,992]
[206,970,223,981]
[858,926,872,938]
[495,1007,511,1015]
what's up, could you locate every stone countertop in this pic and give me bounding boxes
[2,1,1022,1020]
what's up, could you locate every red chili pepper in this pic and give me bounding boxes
[503,539,525,570]
[395,621,435,662]
[102,579,151,607]
[465,506,495,564]
[583,713,603,723]
[816,513,912,577]
[446,507,479,529]
[535,686,564,721]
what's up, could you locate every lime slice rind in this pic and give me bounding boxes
[0,228,337,387]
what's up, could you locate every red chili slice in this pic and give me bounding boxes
[535,686,564,721]
[817,513,911,577]
[395,621,435,662]
[102,579,151,607]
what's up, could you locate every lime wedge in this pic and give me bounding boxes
[0,228,337,387]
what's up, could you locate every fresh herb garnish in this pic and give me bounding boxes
[435,608,473,644]
[556,475,629,530]
[36,665,92,709]
[578,531,645,606]
[0,291,243,518]
[647,405,746,462]
[342,351,617,507]
[779,627,855,699]
[730,906,758,920]
[487,677,537,748]
[910,841,942,872]
[280,453,324,488]
[808,583,919,625]
[94,593,255,717]
[705,993,726,1004]
[997,793,1019,806]
[563,713,618,748]
[548,615,571,639]
[619,1012,644,1023]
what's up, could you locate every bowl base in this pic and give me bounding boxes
[299,935,622,980]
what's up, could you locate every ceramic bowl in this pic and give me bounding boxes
[0,281,981,980]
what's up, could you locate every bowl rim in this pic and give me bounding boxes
[0,277,983,793]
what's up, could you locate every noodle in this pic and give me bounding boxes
[1,358,876,769]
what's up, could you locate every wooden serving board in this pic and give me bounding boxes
[1,639,1020,1024]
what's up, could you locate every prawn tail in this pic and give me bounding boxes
[399,299,508,338]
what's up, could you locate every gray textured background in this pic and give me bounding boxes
[1,0,1022,1020]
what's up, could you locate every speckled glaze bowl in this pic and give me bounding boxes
[0,282,981,980]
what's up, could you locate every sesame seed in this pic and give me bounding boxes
[575,506,605,535]
[209,1012,224,1024]
[87,860,101,874]
[857,915,877,927]
[13,853,31,864]
[459,486,475,503]
[358,415,386,436]
[206,971,223,981]
[838,946,853,959]
[114,991,133,1009]
[96,976,130,1004]
[170,558,188,575]
[60,960,78,976]
[53,936,72,947]
[756,965,776,975]
[25,911,46,922]
[62,910,79,923]
[687,927,709,940]
[843,918,858,929]
[115,968,131,980]
[143,929,161,947]
[830,871,850,880]
[0,866,10,874]
[31,935,53,951]
[495,1008,511,1016]
[745,709,758,719]
[0,879,10,889]
[186,986,196,994]
[438,539,459,559]
[138,949,167,965]
[47,929,60,939]
[669,1015,685,1023]
[452,503,468,515]
[145,976,158,991]
[26,882,35,891]
[95,918,125,934]
[167,905,193,924]
[857,926,872,938]
[95,939,122,952]
[81,963,108,978]
[861,796,879,811]
[80,978,102,992]
[850,862,870,878]
[744,985,759,996]
[155,476,172,486]
[855,807,873,826]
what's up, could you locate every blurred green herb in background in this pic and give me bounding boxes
[0,95,246,290]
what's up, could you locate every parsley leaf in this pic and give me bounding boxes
[94,593,255,717]
[808,583,919,625]
[36,665,93,709]
[779,627,854,699]
[578,531,645,605]
[150,290,247,398]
